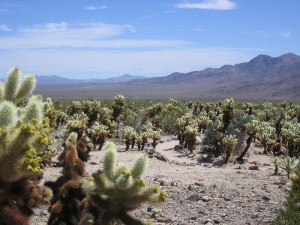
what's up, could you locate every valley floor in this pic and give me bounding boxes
[31,136,288,225]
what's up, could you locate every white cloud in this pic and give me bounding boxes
[279,30,291,38]
[20,22,68,33]
[85,6,107,11]
[0,24,12,31]
[176,0,237,10]
[0,22,185,50]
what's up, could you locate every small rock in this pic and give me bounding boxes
[188,184,194,190]
[201,163,212,168]
[201,195,211,202]
[212,217,222,224]
[147,206,153,212]
[249,165,259,170]
[156,217,173,223]
[223,196,232,201]
[159,180,167,186]
[251,213,259,219]
[195,182,204,186]
[236,165,247,170]
[190,216,197,220]
[170,181,178,186]
[186,194,202,201]
[262,195,271,201]
[156,153,168,162]
[249,160,260,165]
[198,210,208,215]
[174,145,183,151]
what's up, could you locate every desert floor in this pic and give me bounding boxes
[30,135,289,225]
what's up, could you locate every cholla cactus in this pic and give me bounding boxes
[139,131,151,151]
[0,67,36,104]
[236,119,260,161]
[272,156,281,175]
[281,122,300,157]
[0,71,51,182]
[112,94,126,122]
[222,134,238,164]
[202,119,224,157]
[222,98,235,132]
[184,124,198,153]
[150,130,161,149]
[280,156,299,179]
[98,106,112,124]
[89,122,110,150]
[197,115,213,133]
[123,126,137,151]
[257,123,276,154]
[67,100,82,116]
[63,119,88,139]
[174,112,194,145]
[290,161,300,191]
[0,67,52,225]
[69,112,89,125]
[60,120,91,162]
[46,132,86,225]
[83,141,167,225]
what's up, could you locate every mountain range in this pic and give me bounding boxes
[36,74,145,84]
[35,53,300,101]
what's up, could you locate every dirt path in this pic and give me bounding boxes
[30,136,289,225]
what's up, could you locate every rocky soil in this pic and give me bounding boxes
[30,135,289,225]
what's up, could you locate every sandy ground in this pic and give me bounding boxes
[30,136,289,225]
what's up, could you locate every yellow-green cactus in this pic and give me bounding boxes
[0,67,52,225]
[1,67,36,104]
[222,134,238,163]
[83,141,167,225]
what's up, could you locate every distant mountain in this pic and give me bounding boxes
[130,53,300,85]
[36,75,80,84]
[100,74,145,83]
[123,52,300,99]
[36,74,145,85]
[36,53,300,100]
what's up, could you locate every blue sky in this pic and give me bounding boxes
[0,0,299,79]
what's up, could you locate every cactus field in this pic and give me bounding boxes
[1,68,300,225]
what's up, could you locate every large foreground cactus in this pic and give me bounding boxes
[0,67,52,225]
[83,141,167,225]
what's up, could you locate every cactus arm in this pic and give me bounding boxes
[14,74,36,104]
[4,67,21,101]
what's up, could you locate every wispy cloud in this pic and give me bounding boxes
[0,24,12,31]
[0,22,262,78]
[279,30,292,38]
[85,6,107,11]
[0,22,186,50]
[20,22,68,33]
[192,28,206,32]
[175,0,237,10]
[0,3,25,13]
[254,30,270,38]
